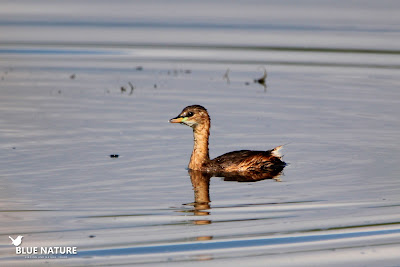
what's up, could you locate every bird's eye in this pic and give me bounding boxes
[187,112,194,117]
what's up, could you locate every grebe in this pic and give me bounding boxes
[169,105,285,172]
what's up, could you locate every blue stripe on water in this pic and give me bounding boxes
[76,228,400,257]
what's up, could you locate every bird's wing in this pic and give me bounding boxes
[9,236,15,242]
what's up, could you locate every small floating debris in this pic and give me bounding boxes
[136,66,143,71]
[120,82,135,95]
[110,154,119,158]
[70,74,76,80]
[128,82,135,95]
[89,235,96,238]
[223,68,230,84]
[254,67,267,90]
[166,68,192,76]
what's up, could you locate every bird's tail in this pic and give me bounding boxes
[271,146,283,158]
[271,143,291,158]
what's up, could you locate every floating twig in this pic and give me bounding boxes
[223,68,230,84]
[254,66,267,91]
[128,82,135,95]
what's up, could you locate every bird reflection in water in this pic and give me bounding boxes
[184,166,284,226]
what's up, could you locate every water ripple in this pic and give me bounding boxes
[75,227,400,258]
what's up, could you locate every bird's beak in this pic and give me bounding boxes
[169,116,187,123]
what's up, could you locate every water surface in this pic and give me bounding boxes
[1,1,400,266]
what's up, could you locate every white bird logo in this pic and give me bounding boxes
[9,235,23,247]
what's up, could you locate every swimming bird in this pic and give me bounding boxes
[9,235,23,247]
[169,105,285,172]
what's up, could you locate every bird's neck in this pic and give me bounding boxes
[189,122,210,170]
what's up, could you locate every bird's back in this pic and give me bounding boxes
[207,148,285,172]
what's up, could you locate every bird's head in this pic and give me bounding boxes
[169,105,210,129]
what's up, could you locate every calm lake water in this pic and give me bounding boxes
[1,1,400,266]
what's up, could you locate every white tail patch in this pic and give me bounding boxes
[271,145,283,158]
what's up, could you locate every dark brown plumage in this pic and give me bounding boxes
[170,105,285,172]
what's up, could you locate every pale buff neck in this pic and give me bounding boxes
[188,121,210,170]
